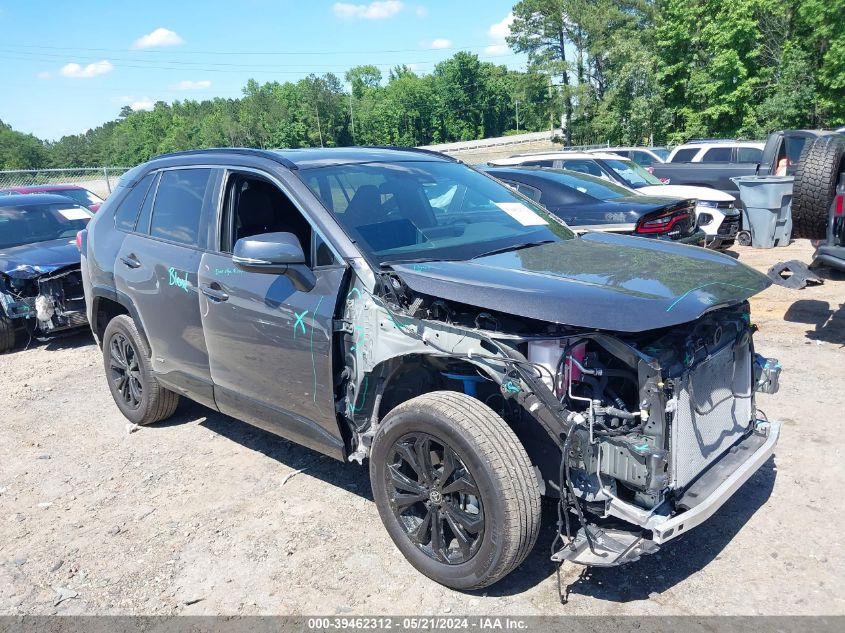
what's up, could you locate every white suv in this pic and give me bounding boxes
[666,141,765,164]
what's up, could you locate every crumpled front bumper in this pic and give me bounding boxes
[553,419,779,566]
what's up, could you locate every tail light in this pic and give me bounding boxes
[835,194,844,217]
[636,207,693,235]
[76,230,86,253]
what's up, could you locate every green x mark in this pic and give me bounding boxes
[294,309,309,337]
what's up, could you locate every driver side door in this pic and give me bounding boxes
[198,168,347,458]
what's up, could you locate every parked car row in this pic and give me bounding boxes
[0,146,786,592]
[487,152,740,248]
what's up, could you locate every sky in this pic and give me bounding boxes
[0,0,525,141]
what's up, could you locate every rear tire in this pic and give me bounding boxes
[102,315,179,425]
[370,391,541,590]
[792,135,845,239]
[0,314,16,354]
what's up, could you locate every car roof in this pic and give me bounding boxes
[152,146,456,169]
[0,184,85,193]
[486,166,636,190]
[674,141,764,149]
[492,151,626,163]
[0,193,84,208]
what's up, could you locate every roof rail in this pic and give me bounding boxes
[152,147,298,169]
[685,139,738,144]
[363,145,459,162]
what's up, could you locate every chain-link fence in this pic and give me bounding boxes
[0,168,130,201]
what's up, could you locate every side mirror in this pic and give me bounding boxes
[232,232,316,292]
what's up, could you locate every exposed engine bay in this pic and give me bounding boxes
[0,265,89,338]
[340,269,781,567]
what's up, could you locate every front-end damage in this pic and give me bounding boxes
[0,264,88,338]
[338,266,781,568]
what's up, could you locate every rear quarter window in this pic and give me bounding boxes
[701,147,732,162]
[670,148,699,162]
[113,173,155,232]
[736,147,763,163]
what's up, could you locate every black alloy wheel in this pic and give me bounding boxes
[370,391,541,589]
[386,433,484,565]
[109,332,143,409]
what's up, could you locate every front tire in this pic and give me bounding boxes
[370,391,541,590]
[102,315,179,426]
[0,314,16,354]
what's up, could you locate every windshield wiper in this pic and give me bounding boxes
[380,257,445,267]
[471,240,555,259]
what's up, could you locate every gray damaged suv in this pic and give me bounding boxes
[80,147,781,589]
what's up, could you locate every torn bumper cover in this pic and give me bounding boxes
[553,419,779,566]
[0,265,88,335]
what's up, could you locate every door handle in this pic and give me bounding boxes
[120,254,141,269]
[201,283,229,302]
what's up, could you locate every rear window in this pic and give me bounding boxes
[148,169,211,247]
[701,147,732,162]
[0,203,92,249]
[670,148,699,162]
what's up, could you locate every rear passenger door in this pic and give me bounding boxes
[197,169,348,459]
[114,167,218,408]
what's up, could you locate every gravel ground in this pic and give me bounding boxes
[1,240,843,616]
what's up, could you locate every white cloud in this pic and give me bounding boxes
[428,38,452,49]
[131,27,184,49]
[484,44,509,56]
[415,6,428,17]
[36,71,51,79]
[130,99,154,111]
[488,13,514,40]
[60,60,114,79]
[333,1,403,20]
[171,79,211,90]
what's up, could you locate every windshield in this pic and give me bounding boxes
[54,188,103,206]
[652,148,670,161]
[299,161,574,264]
[540,168,635,200]
[604,159,663,188]
[0,203,92,249]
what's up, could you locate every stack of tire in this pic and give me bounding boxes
[792,134,845,239]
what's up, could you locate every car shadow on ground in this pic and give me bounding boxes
[169,401,777,602]
[783,299,845,346]
[168,400,373,498]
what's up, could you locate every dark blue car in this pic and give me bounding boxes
[0,194,93,352]
[485,166,705,244]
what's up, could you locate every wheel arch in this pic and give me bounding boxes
[90,286,151,354]
[356,353,559,494]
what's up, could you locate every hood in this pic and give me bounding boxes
[391,232,770,332]
[0,238,81,279]
[638,184,735,203]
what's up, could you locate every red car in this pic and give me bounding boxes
[0,184,104,212]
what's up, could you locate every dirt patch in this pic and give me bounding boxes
[1,240,843,615]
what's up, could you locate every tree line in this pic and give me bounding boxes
[1,0,843,170]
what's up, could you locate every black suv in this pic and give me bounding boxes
[81,147,781,589]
